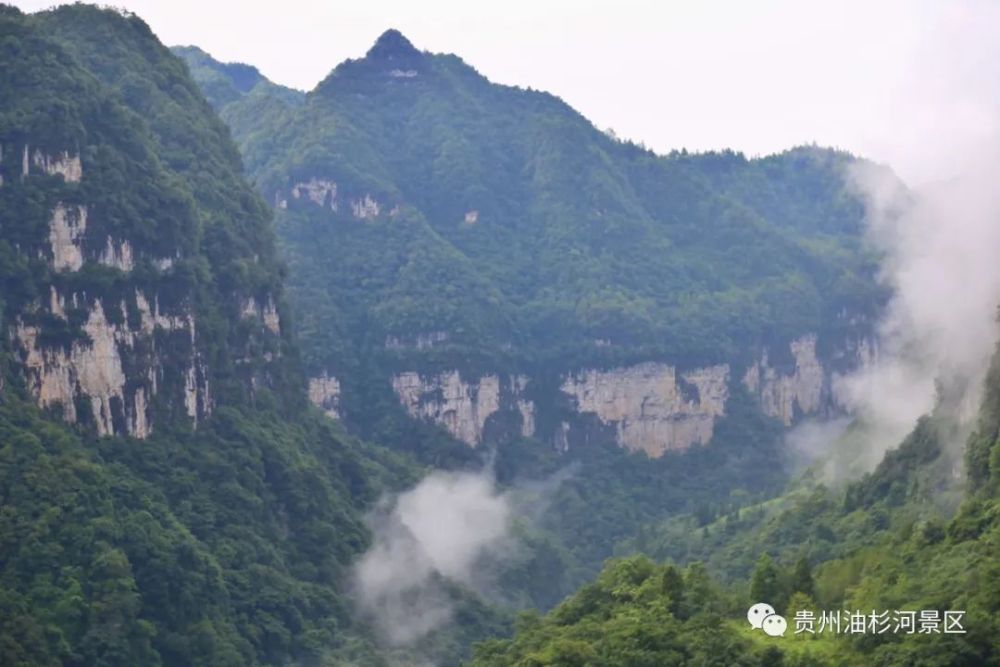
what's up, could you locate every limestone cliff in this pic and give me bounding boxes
[390,370,534,446]
[308,374,342,419]
[14,292,208,438]
[277,176,387,222]
[3,135,285,439]
[743,333,877,426]
[743,334,824,426]
[381,333,873,457]
[561,363,729,458]
[241,296,282,335]
[178,33,886,465]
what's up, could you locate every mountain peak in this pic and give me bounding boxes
[366,29,420,61]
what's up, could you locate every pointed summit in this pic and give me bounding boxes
[366,29,420,61]
[313,28,427,95]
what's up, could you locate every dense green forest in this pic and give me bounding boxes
[3,5,995,667]
[178,31,1000,667]
[175,32,894,612]
[471,347,1000,665]
[0,7,425,665]
[177,29,885,378]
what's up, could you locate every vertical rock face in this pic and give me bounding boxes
[32,148,83,182]
[391,371,535,446]
[240,296,281,335]
[308,374,342,419]
[381,333,871,456]
[8,145,233,439]
[22,146,83,182]
[13,291,207,438]
[561,363,730,457]
[291,178,338,208]
[262,299,281,335]
[351,195,381,219]
[49,203,87,271]
[47,203,165,275]
[280,175,391,221]
[513,375,535,438]
[98,237,135,271]
[5,4,291,445]
[743,334,826,426]
[71,300,128,436]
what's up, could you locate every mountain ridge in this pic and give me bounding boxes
[0,7,423,664]
[174,34,895,625]
[4,8,991,667]
[177,36,886,442]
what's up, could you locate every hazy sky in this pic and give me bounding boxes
[12,0,1000,184]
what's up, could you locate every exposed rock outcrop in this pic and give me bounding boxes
[262,301,281,335]
[392,370,524,446]
[291,177,337,209]
[154,257,175,271]
[351,195,380,219]
[308,374,342,419]
[98,237,135,271]
[13,290,208,439]
[135,290,190,335]
[561,363,729,457]
[513,375,535,438]
[48,203,87,271]
[18,299,133,436]
[383,333,871,454]
[240,296,281,335]
[47,203,153,274]
[30,147,82,182]
[743,334,826,426]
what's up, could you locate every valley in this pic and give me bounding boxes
[1,4,997,667]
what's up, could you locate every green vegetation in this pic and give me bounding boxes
[0,2,299,413]
[472,555,785,667]
[476,347,1000,665]
[0,393,418,666]
[177,30,885,378]
[493,384,790,599]
[0,7,428,665]
[624,413,963,582]
[6,6,992,666]
[176,32,891,613]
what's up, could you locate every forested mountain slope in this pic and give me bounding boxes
[177,31,892,597]
[2,5,983,667]
[178,32,889,462]
[0,6,417,665]
[471,348,1000,666]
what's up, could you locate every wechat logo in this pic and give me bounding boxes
[747,602,787,637]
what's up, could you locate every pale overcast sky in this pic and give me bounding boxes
[12,0,1000,184]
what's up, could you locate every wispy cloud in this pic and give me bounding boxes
[351,470,512,646]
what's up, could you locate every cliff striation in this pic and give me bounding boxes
[355,333,876,457]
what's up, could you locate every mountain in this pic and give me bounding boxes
[0,6,417,665]
[177,32,889,591]
[0,7,956,665]
[179,31,885,455]
[471,347,1000,665]
[171,45,305,115]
